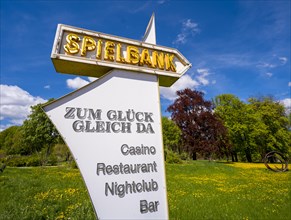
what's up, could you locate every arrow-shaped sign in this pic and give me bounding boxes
[51,24,191,87]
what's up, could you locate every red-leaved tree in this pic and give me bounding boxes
[167,88,230,160]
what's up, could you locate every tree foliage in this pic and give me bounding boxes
[214,94,251,161]
[168,89,230,160]
[248,97,290,157]
[162,117,182,153]
[0,126,24,155]
[21,101,63,155]
[214,94,291,162]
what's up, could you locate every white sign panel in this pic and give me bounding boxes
[43,70,168,219]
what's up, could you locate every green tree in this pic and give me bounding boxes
[214,94,257,162]
[248,96,290,159]
[0,126,24,155]
[162,117,182,153]
[214,94,290,162]
[22,101,63,156]
[214,94,241,161]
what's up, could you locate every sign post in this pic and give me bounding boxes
[43,15,191,219]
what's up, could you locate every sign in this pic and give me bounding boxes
[43,70,168,219]
[51,24,191,87]
[45,15,191,219]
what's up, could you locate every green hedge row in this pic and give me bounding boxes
[1,154,57,167]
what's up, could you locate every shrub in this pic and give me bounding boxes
[0,150,6,159]
[179,151,190,160]
[165,148,183,164]
[5,155,26,167]
[47,154,57,166]
[0,162,6,172]
[25,155,41,166]
[52,144,71,162]
[3,155,41,167]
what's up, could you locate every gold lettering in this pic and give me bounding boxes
[165,54,176,72]
[62,33,178,73]
[139,49,153,67]
[152,51,164,70]
[126,46,139,64]
[96,40,102,59]
[104,41,115,61]
[116,43,125,63]
[64,33,80,54]
[81,36,96,56]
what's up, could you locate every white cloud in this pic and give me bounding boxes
[175,33,187,44]
[183,19,199,33]
[257,62,276,68]
[197,68,210,85]
[66,77,90,89]
[1,85,45,105]
[257,55,288,70]
[280,98,291,107]
[157,0,166,4]
[0,84,47,130]
[160,68,213,100]
[44,85,50,89]
[66,77,97,89]
[173,19,200,45]
[279,56,287,65]
[280,98,291,114]
[160,74,199,100]
[288,82,291,87]
[265,72,273,77]
[1,105,30,120]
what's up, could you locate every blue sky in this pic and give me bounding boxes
[1,0,290,131]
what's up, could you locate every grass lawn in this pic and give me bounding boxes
[167,161,290,220]
[0,166,95,220]
[0,161,290,219]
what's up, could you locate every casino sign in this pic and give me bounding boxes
[51,24,191,87]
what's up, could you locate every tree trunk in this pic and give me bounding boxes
[232,152,238,162]
[192,152,197,160]
[245,148,252,162]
